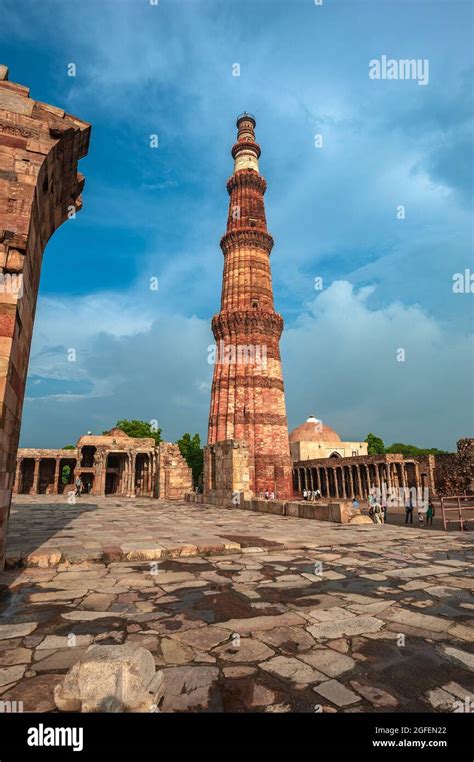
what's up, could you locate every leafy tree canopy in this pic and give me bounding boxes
[365,433,385,455]
[113,419,162,446]
[177,433,203,486]
[365,433,450,456]
[62,445,76,450]
[61,465,71,484]
[385,442,450,456]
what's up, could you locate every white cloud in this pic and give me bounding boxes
[283,281,474,450]
[22,280,473,451]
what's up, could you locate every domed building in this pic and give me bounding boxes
[289,415,368,463]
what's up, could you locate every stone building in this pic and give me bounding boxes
[205,113,293,498]
[0,66,90,568]
[289,415,368,461]
[292,438,474,500]
[13,428,192,499]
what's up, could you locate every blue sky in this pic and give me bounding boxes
[2,0,472,450]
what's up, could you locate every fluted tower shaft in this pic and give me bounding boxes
[207,114,292,497]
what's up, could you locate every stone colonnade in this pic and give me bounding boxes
[13,443,192,500]
[293,457,429,499]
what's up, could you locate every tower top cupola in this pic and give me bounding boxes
[232,112,261,174]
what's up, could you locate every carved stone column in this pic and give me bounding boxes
[12,457,22,494]
[31,458,40,495]
[51,458,60,495]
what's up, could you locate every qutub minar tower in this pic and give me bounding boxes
[207,113,293,497]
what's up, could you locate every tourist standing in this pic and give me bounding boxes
[264,489,269,500]
[373,502,383,524]
[368,493,374,518]
[381,495,387,523]
[427,500,435,525]
[303,489,308,501]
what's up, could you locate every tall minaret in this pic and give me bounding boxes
[207,113,293,497]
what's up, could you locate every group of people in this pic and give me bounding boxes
[404,494,435,526]
[74,476,92,496]
[351,493,436,527]
[263,489,275,500]
[302,489,322,501]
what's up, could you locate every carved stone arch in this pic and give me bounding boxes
[0,66,90,568]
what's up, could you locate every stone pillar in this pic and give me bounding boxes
[122,455,130,496]
[52,458,60,495]
[334,468,339,499]
[309,468,314,492]
[374,463,381,492]
[348,467,354,498]
[323,467,328,498]
[12,457,21,494]
[144,456,149,495]
[0,68,90,568]
[31,458,40,495]
[365,465,370,495]
[414,462,421,490]
[129,453,136,498]
[98,457,106,496]
[315,468,320,493]
[400,463,407,491]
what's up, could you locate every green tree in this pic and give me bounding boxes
[61,465,71,485]
[114,419,162,446]
[176,433,204,487]
[62,445,75,450]
[365,433,385,455]
[385,442,450,456]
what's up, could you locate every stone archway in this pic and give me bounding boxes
[0,68,90,568]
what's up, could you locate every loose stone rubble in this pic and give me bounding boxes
[0,495,472,713]
[54,644,164,712]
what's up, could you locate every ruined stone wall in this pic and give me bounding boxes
[433,439,473,496]
[157,443,192,500]
[203,439,252,503]
[0,66,90,568]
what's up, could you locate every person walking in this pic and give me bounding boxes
[405,492,413,524]
[74,475,83,497]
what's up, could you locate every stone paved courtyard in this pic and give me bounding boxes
[0,495,473,712]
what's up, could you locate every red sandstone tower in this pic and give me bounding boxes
[207,113,293,497]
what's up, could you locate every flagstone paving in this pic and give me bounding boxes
[0,495,472,712]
